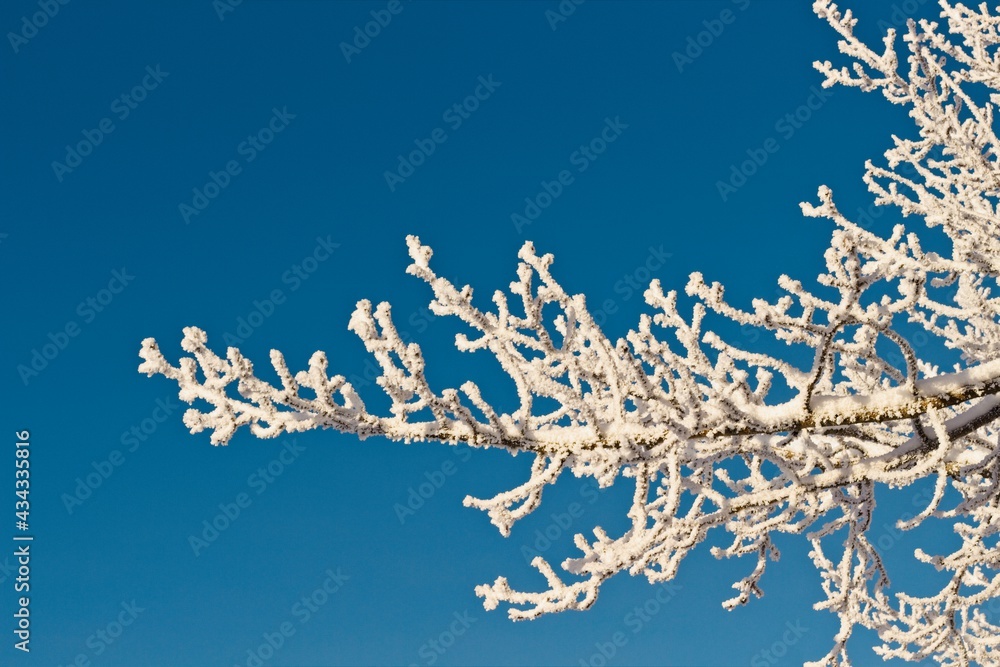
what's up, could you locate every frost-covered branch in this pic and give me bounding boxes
[140,2,1000,663]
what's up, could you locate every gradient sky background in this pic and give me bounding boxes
[1,0,958,665]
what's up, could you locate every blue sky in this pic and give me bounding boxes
[1,0,954,665]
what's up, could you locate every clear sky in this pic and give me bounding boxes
[3,0,950,665]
